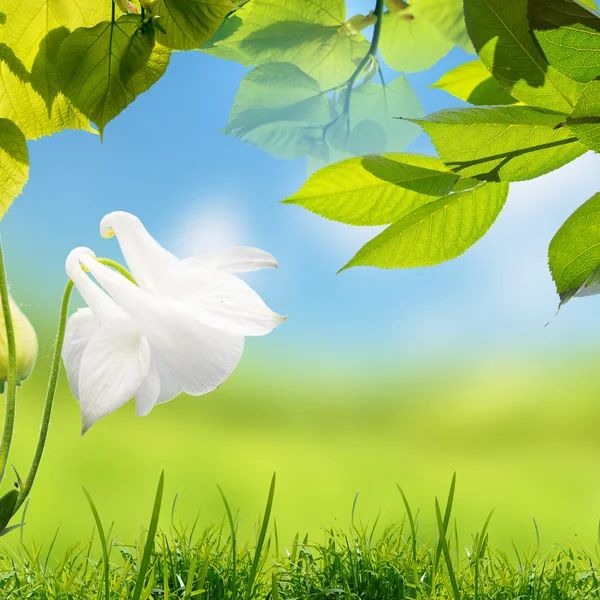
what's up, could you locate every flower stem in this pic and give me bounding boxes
[14,280,73,512]
[0,240,16,486]
[14,257,135,512]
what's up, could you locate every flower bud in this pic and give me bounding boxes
[0,297,37,388]
[338,12,378,36]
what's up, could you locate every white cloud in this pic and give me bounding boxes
[168,200,249,258]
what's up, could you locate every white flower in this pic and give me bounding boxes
[62,212,285,434]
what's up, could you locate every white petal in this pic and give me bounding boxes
[179,267,287,336]
[183,246,279,273]
[134,353,160,416]
[66,247,124,324]
[100,211,179,295]
[79,317,151,434]
[154,355,182,404]
[80,256,245,396]
[62,308,100,400]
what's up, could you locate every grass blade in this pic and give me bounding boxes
[82,488,110,600]
[435,498,461,600]
[217,484,237,600]
[132,471,164,600]
[245,472,276,600]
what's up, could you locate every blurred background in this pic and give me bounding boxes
[2,0,600,555]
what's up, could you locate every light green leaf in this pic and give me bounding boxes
[529,0,600,83]
[284,153,459,226]
[548,192,600,304]
[0,62,94,140]
[411,106,587,182]
[223,62,334,159]
[152,0,234,50]
[311,75,423,170]
[0,118,28,219]
[213,0,370,88]
[464,0,583,112]
[409,0,474,51]
[57,15,170,135]
[379,9,453,73]
[431,60,517,106]
[341,182,508,270]
[567,80,600,151]
[0,0,110,69]
[201,14,252,63]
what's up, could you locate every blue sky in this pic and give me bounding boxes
[3,1,600,372]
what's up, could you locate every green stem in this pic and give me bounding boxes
[15,280,73,513]
[343,0,385,116]
[14,257,135,512]
[0,241,16,486]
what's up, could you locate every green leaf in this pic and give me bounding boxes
[152,0,234,50]
[0,118,28,219]
[212,0,370,88]
[529,0,600,83]
[379,9,453,73]
[411,106,587,182]
[57,15,170,135]
[567,80,600,151]
[223,62,334,159]
[464,0,583,112]
[0,63,94,140]
[548,192,600,304]
[408,0,474,52]
[0,489,18,533]
[0,0,110,70]
[284,153,459,226]
[310,75,423,170]
[341,182,508,270]
[431,60,518,105]
[201,14,252,63]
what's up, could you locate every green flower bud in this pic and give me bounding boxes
[0,297,37,389]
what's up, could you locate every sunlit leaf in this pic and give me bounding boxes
[431,60,517,106]
[464,0,583,112]
[201,14,252,63]
[529,0,600,83]
[284,153,459,225]
[57,15,170,135]
[212,0,370,88]
[409,0,474,51]
[411,106,587,182]
[379,9,453,73]
[341,182,508,270]
[549,192,600,304]
[0,63,94,140]
[0,118,28,219]
[223,62,334,159]
[567,80,600,151]
[152,0,234,50]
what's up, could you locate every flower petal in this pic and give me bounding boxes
[81,256,245,396]
[66,247,124,324]
[134,353,160,417]
[179,267,287,336]
[183,246,279,273]
[154,355,182,404]
[62,308,99,400]
[79,317,151,434]
[100,211,179,295]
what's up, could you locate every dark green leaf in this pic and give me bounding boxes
[0,489,18,532]
[464,0,583,112]
[529,0,600,83]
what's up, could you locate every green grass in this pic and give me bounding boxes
[2,475,600,599]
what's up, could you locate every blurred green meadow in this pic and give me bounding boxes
[3,303,600,556]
